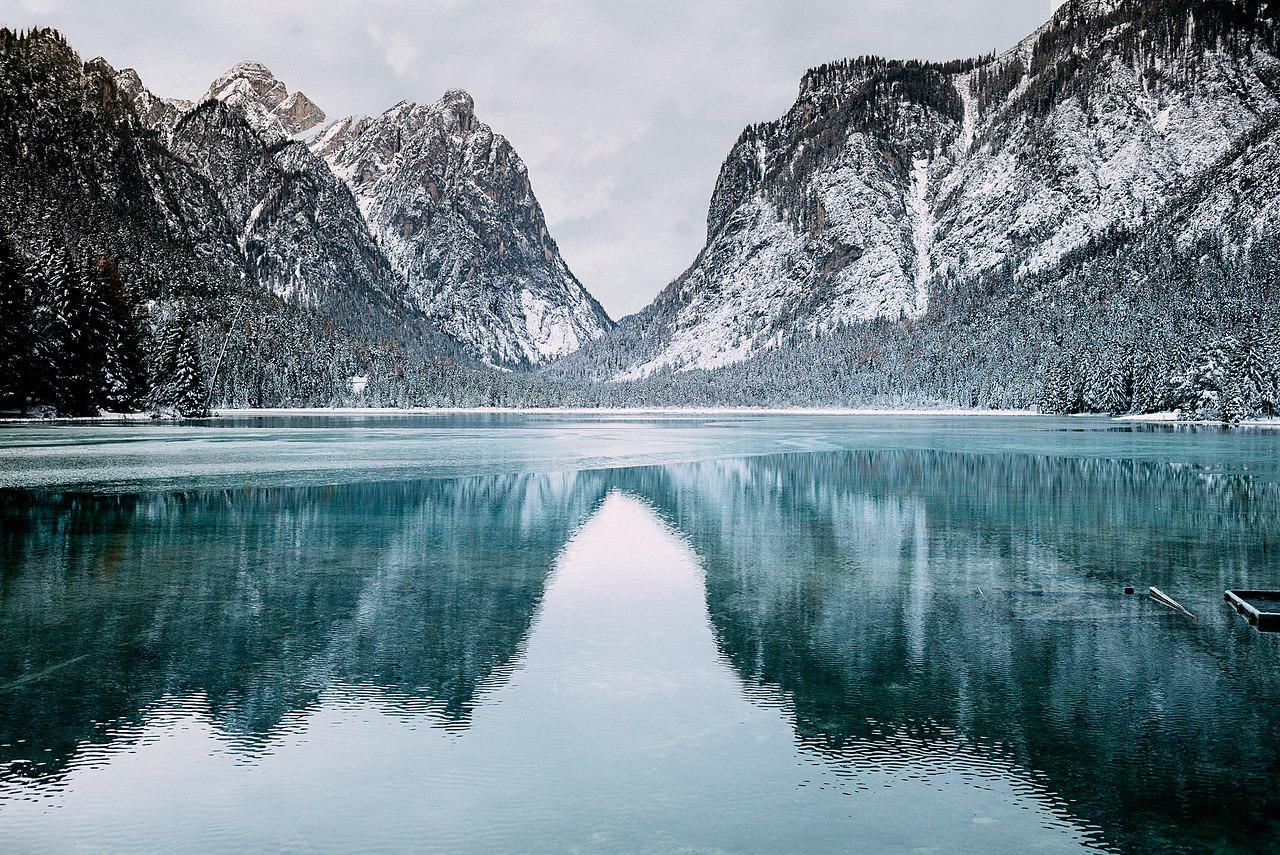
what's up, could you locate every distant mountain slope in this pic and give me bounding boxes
[593,0,1280,395]
[312,91,612,366]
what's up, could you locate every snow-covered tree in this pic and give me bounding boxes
[149,308,208,417]
[1232,324,1278,417]
[91,256,146,412]
[1174,337,1243,424]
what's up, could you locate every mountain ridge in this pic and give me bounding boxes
[3,6,1279,420]
[575,0,1279,397]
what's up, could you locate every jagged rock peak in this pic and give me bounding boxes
[202,61,325,138]
[439,88,475,114]
[313,89,482,154]
[310,87,613,366]
[435,88,478,137]
[109,65,193,132]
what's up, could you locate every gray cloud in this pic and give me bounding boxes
[5,0,1051,317]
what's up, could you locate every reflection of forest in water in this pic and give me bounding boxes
[3,449,1279,852]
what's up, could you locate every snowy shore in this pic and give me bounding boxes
[1115,412,1280,428]
[1,407,1045,423]
[7,407,1278,426]
[210,406,1044,417]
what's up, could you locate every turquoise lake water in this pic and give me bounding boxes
[1,413,1278,853]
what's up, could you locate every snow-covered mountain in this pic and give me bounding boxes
[107,58,442,344]
[312,92,612,366]
[4,8,1278,416]
[0,29,496,413]
[606,0,1280,378]
[201,61,325,141]
[0,28,612,400]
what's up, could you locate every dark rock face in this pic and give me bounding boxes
[607,0,1280,378]
[312,91,613,367]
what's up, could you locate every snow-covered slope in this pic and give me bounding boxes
[311,91,612,366]
[611,0,1280,378]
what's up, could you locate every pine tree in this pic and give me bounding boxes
[1039,350,1083,415]
[1174,337,1238,424]
[92,256,145,412]
[169,334,207,416]
[149,308,208,417]
[1232,324,1278,417]
[1084,352,1132,414]
[30,246,105,416]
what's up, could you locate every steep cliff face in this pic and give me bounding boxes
[166,98,409,325]
[611,0,1280,378]
[312,91,613,367]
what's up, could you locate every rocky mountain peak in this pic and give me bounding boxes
[438,88,475,114]
[311,88,612,366]
[428,88,477,137]
[202,61,325,139]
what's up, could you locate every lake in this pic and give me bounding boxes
[1,413,1278,853]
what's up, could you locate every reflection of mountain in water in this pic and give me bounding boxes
[633,451,1280,854]
[0,474,607,778]
[3,448,1280,851]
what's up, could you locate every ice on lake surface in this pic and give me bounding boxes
[1,413,1278,853]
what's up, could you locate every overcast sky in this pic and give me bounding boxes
[7,0,1057,317]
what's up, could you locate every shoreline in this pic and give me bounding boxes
[1114,411,1280,427]
[2,406,1046,423]
[3,407,1277,426]
[212,406,1047,417]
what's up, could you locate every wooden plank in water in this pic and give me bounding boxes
[1149,587,1196,620]
[1224,590,1280,632]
